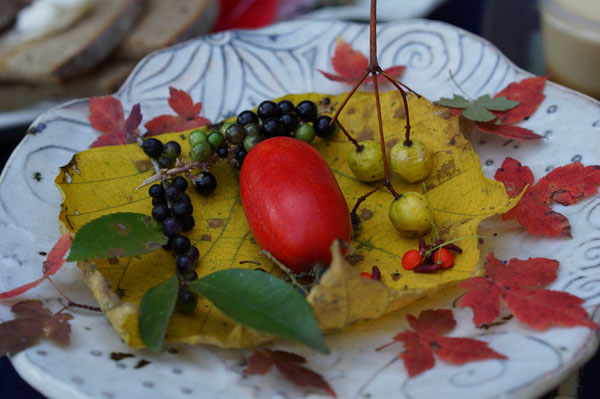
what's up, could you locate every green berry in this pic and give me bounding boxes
[390,139,432,183]
[347,141,385,182]
[244,122,261,137]
[189,130,208,148]
[207,131,226,149]
[388,192,432,238]
[225,123,245,144]
[294,123,316,143]
[243,135,261,152]
[190,142,213,162]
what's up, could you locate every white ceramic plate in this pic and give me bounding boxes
[1,19,600,399]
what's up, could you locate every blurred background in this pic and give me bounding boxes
[1,0,598,397]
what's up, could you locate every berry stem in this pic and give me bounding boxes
[371,69,399,198]
[336,119,362,148]
[260,250,309,295]
[379,69,414,146]
[423,235,483,258]
[369,0,378,67]
[351,184,385,214]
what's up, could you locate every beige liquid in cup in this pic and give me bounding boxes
[540,0,600,99]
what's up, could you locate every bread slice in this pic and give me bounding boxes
[0,61,134,112]
[115,0,219,61]
[0,0,31,32]
[0,0,142,83]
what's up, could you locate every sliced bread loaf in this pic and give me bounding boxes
[0,0,142,83]
[115,0,219,61]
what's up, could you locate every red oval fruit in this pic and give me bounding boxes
[240,137,352,273]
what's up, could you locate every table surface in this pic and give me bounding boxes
[1,0,599,397]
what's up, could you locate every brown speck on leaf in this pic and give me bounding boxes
[250,237,257,245]
[394,106,406,120]
[207,219,225,229]
[107,257,119,265]
[439,111,453,120]
[135,160,153,173]
[391,270,401,281]
[359,208,374,220]
[240,260,261,266]
[135,359,151,369]
[345,254,364,265]
[111,352,135,361]
[200,234,212,241]
[107,248,127,258]
[347,107,356,115]
[358,128,375,141]
[437,159,456,181]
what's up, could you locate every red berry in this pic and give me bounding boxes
[433,247,454,269]
[402,249,423,270]
[360,272,372,279]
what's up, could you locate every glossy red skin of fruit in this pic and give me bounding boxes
[240,137,352,273]
[433,248,454,269]
[402,249,423,270]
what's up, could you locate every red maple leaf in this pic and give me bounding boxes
[460,253,599,330]
[318,37,405,85]
[378,309,506,377]
[495,158,600,237]
[88,96,142,148]
[0,300,73,357]
[0,233,72,299]
[144,87,211,136]
[245,349,337,397]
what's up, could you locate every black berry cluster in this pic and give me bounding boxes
[142,138,182,169]
[149,175,199,312]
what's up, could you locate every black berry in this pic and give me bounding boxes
[165,185,182,203]
[177,286,197,313]
[152,196,167,206]
[186,245,200,260]
[280,112,299,134]
[163,141,182,159]
[257,100,281,120]
[172,235,191,254]
[261,118,285,138]
[162,217,182,237]
[152,204,171,222]
[235,149,247,170]
[192,172,217,196]
[148,184,165,199]
[296,100,318,122]
[216,146,228,158]
[314,115,337,138]
[171,176,188,192]
[157,154,173,169]
[181,215,195,232]
[142,138,164,158]
[176,255,196,275]
[237,110,259,125]
[278,100,295,114]
[173,200,193,219]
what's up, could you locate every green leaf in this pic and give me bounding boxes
[435,94,471,109]
[139,275,179,352]
[189,269,329,354]
[476,95,519,111]
[67,212,167,261]
[461,103,498,122]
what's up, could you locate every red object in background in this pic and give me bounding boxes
[214,0,278,31]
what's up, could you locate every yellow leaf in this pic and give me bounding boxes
[56,91,517,348]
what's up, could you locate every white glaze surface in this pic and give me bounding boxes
[1,19,600,399]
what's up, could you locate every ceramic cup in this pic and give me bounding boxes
[540,0,600,99]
